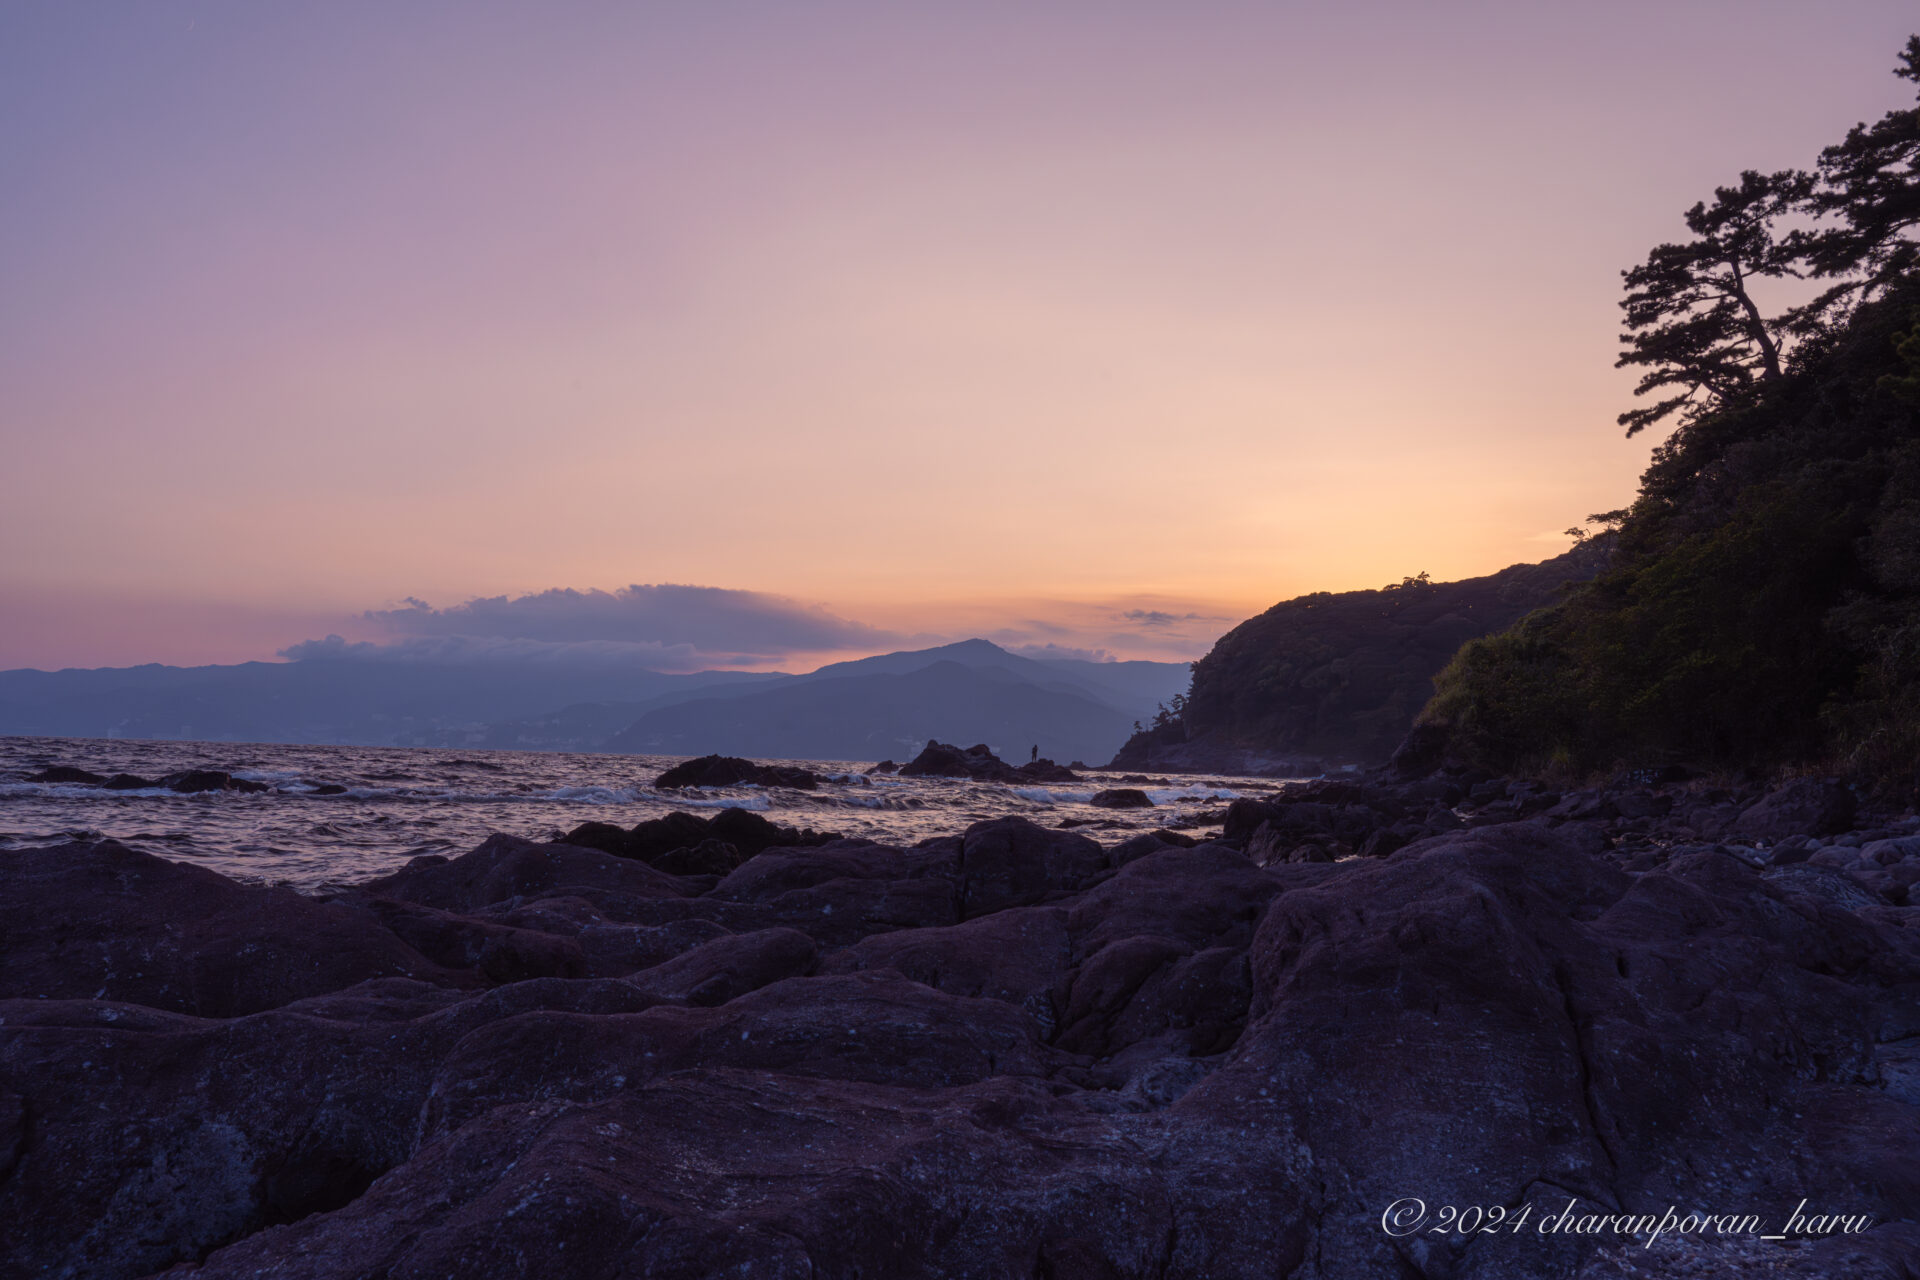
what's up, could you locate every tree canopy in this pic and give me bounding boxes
[1617,36,1920,438]
[1426,35,1920,793]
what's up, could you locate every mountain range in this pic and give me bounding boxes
[601,640,1189,765]
[0,640,1191,766]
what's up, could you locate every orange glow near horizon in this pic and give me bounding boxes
[3,3,1915,671]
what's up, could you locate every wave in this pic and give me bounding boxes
[673,794,773,811]
[1009,787,1097,805]
[1145,786,1241,804]
[540,785,647,804]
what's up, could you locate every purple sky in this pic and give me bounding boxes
[4,2,1915,671]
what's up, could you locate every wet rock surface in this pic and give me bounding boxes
[653,753,821,790]
[558,806,837,869]
[898,738,1082,783]
[4,772,1919,1279]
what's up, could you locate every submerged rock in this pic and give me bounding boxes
[161,769,270,794]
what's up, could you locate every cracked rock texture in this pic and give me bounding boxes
[3,781,1919,1278]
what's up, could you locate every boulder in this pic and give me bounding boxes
[1067,843,1288,960]
[655,754,820,790]
[1089,787,1154,809]
[564,809,836,869]
[709,805,831,856]
[557,819,640,857]
[617,811,716,860]
[1386,720,1450,777]
[955,817,1105,919]
[1357,823,1420,858]
[1732,777,1858,840]
[0,841,463,1016]
[418,971,1059,1141]
[1059,939,1252,1058]
[650,838,746,877]
[713,838,909,903]
[362,834,691,913]
[1612,790,1674,820]
[623,927,819,1006]
[180,1072,1192,1280]
[575,918,736,979]
[825,907,1072,1035]
[0,977,656,1279]
[1176,823,1920,1275]
[1108,830,1195,868]
[361,898,587,983]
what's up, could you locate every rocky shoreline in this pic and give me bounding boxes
[3,758,1919,1278]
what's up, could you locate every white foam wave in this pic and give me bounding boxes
[835,794,926,810]
[1,782,178,799]
[1145,786,1241,804]
[1009,787,1099,805]
[673,795,773,812]
[542,785,645,804]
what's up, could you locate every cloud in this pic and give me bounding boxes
[282,584,903,670]
[1119,609,1221,629]
[367,584,896,655]
[279,633,710,670]
[1004,642,1118,663]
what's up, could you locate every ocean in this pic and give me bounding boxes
[0,735,1287,892]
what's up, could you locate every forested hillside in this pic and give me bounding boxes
[1105,543,1606,771]
[1425,38,1920,796]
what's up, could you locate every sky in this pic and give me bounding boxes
[3,1,1916,672]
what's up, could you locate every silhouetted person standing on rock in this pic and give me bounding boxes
[1030,745,1038,762]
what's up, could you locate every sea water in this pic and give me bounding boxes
[0,735,1285,892]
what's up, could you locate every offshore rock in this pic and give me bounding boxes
[24,765,106,784]
[897,740,1082,783]
[655,753,821,790]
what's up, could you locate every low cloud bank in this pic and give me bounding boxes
[276,584,1231,674]
[279,634,711,670]
[282,584,902,670]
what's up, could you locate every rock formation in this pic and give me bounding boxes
[654,753,820,790]
[4,777,1919,1278]
[897,739,1080,783]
